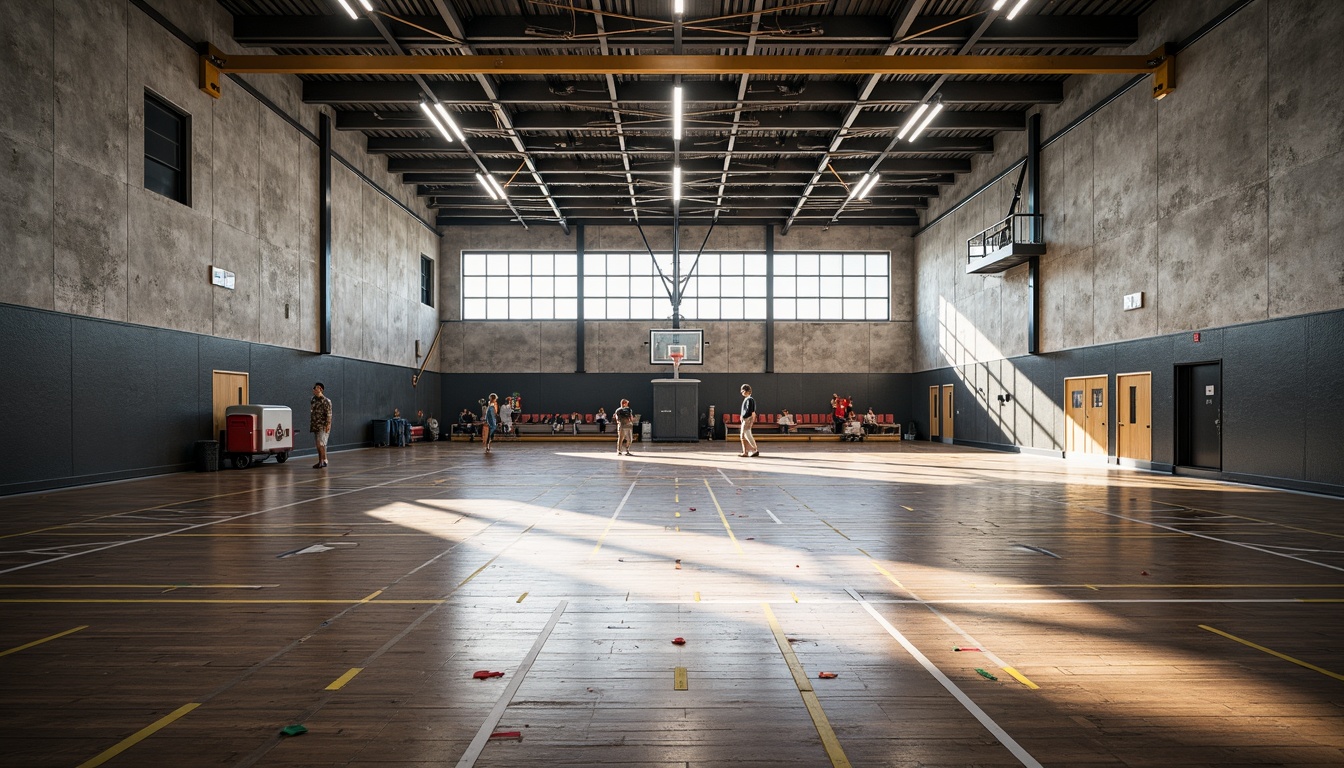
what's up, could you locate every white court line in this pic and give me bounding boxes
[846,588,1043,768]
[717,469,736,486]
[0,467,455,575]
[1034,497,1344,573]
[456,601,567,768]
[766,509,782,525]
[589,481,638,557]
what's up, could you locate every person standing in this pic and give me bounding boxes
[309,382,332,469]
[831,393,845,434]
[614,399,635,456]
[500,397,515,437]
[739,384,759,458]
[483,393,499,454]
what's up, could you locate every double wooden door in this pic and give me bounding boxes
[928,385,954,442]
[1064,375,1108,457]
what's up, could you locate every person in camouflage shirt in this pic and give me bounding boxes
[310,382,333,469]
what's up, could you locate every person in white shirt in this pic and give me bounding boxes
[777,409,795,434]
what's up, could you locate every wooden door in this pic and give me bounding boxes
[1117,373,1152,462]
[940,385,954,442]
[928,386,940,439]
[1064,375,1108,457]
[212,371,249,439]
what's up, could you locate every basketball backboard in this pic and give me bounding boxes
[649,329,704,365]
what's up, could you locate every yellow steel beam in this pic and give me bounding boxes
[204,51,1168,77]
[201,48,1176,100]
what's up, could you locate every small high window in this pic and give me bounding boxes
[420,255,435,307]
[144,92,189,204]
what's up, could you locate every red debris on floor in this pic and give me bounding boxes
[472,670,505,680]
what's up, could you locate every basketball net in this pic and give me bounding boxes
[669,351,683,378]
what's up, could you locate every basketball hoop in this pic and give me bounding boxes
[669,344,685,379]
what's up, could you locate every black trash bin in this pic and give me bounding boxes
[195,440,220,472]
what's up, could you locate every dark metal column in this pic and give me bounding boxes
[1027,112,1041,355]
[576,225,586,373]
[319,113,332,355]
[764,224,774,373]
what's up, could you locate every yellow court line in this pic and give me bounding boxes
[1001,666,1040,690]
[1200,624,1344,682]
[673,667,688,691]
[694,592,701,602]
[517,592,529,603]
[456,554,502,589]
[1299,598,1344,603]
[791,592,799,603]
[325,667,364,690]
[0,598,443,605]
[818,519,851,540]
[76,702,200,768]
[868,560,911,592]
[702,479,744,554]
[762,603,851,768]
[0,625,88,658]
[360,590,383,602]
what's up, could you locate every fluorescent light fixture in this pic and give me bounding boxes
[433,103,467,142]
[1006,0,1029,20]
[672,166,682,202]
[908,100,944,142]
[476,173,507,201]
[358,0,373,9]
[857,173,881,201]
[672,86,683,141]
[674,0,684,15]
[336,0,359,19]
[420,102,453,143]
[487,174,507,199]
[992,0,1008,9]
[848,173,872,201]
[895,103,930,140]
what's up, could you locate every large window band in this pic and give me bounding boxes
[461,251,890,322]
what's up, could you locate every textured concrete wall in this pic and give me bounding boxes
[914,0,1344,372]
[0,0,440,372]
[438,224,914,374]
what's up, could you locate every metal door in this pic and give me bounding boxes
[1180,362,1222,470]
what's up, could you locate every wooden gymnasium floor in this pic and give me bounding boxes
[1,441,1341,768]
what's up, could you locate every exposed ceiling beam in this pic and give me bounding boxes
[334,109,1026,133]
[232,15,1138,50]
[388,157,971,175]
[210,52,1170,77]
[302,78,1064,107]
[366,135,995,157]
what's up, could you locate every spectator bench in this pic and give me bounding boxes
[724,412,900,436]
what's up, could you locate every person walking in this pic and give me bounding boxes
[309,382,332,469]
[483,393,499,454]
[614,399,635,456]
[739,384,759,457]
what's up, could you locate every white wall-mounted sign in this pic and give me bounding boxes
[1123,291,1144,311]
[210,266,235,290]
